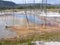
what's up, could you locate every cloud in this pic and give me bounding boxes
[5,0,42,4]
[5,0,60,4]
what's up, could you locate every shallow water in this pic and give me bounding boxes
[0,13,60,39]
[0,13,44,39]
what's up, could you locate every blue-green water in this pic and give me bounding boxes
[0,13,59,39]
[0,14,44,39]
[15,14,45,24]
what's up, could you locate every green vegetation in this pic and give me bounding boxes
[0,32,60,45]
[17,5,60,9]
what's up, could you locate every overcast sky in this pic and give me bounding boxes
[5,0,60,4]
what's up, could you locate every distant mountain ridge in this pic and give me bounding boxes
[0,1,60,9]
[17,3,60,9]
[17,3,56,9]
[0,1,16,9]
[17,3,52,7]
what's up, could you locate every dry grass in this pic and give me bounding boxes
[1,25,60,44]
